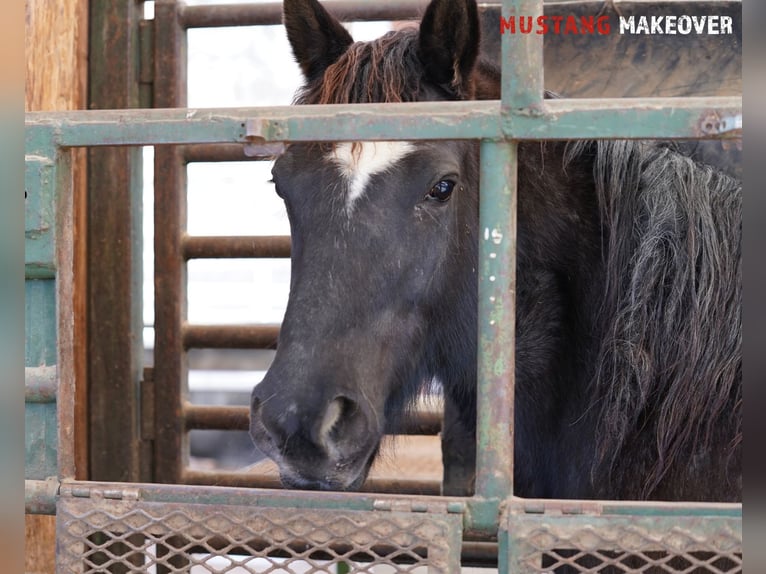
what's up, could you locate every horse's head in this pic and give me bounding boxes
[249,0,484,491]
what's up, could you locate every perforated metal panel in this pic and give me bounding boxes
[505,511,742,573]
[56,492,463,574]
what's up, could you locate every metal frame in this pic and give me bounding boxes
[25,0,743,571]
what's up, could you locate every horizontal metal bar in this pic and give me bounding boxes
[182,143,279,162]
[25,366,57,403]
[182,235,291,259]
[508,497,742,518]
[182,469,443,496]
[180,1,428,28]
[185,404,251,430]
[25,97,742,147]
[182,324,280,349]
[24,264,56,280]
[25,478,59,514]
[54,479,740,538]
[184,403,442,434]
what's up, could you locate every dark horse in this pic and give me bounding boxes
[250,0,742,502]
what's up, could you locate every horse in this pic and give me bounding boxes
[249,0,742,503]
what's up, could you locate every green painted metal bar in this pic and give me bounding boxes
[25,151,57,276]
[475,141,517,509]
[501,0,544,112]
[25,366,57,403]
[53,479,740,518]
[24,97,741,147]
[25,280,59,481]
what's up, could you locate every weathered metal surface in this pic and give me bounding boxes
[502,502,742,573]
[57,490,463,573]
[25,152,57,278]
[180,0,429,28]
[25,366,57,403]
[501,0,544,112]
[182,235,291,259]
[25,281,58,480]
[87,0,146,484]
[24,96,742,148]
[25,478,59,515]
[475,141,516,509]
[183,142,268,162]
[153,0,189,485]
[182,324,281,349]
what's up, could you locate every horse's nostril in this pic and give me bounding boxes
[315,395,368,454]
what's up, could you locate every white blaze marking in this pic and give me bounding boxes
[329,141,415,210]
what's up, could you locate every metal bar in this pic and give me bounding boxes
[179,1,429,28]
[55,148,77,481]
[24,97,742,146]
[182,235,291,259]
[182,143,275,162]
[182,469,443,495]
[501,0,544,112]
[182,324,280,349]
[184,403,442,434]
[88,0,145,483]
[25,478,59,515]
[153,0,189,484]
[25,366,57,403]
[55,479,741,520]
[475,141,516,504]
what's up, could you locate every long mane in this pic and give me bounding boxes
[570,140,743,497]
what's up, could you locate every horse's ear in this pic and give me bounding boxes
[283,0,354,81]
[418,0,480,97]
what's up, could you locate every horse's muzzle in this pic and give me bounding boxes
[249,385,381,491]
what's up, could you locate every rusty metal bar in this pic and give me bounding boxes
[182,324,280,349]
[182,235,291,259]
[182,469,443,495]
[25,366,57,403]
[88,0,146,483]
[179,1,429,28]
[184,403,442,434]
[25,478,59,515]
[182,142,283,162]
[153,0,189,484]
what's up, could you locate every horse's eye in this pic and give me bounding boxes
[427,180,456,202]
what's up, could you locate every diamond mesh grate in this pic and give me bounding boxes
[505,513,742,573]
[57,495,462,574]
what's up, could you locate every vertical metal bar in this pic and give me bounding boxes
[56,147,77,481]
[475,140,517,501]
[501,0,544,112]
[88,0,145,483]
[153,0,189,484]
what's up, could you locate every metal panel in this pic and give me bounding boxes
[502,503,742,573]
[56,488,463,574]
